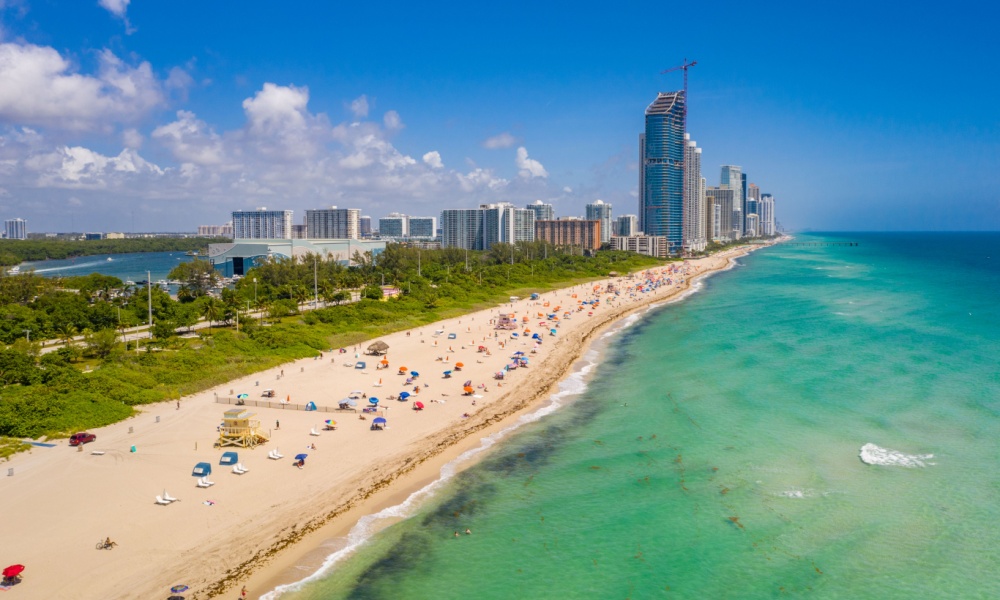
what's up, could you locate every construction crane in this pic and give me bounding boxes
[661,59,697,131]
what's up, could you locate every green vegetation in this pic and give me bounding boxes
[0,243,664,441]
[0,237,228,266]
[0,437,31,461]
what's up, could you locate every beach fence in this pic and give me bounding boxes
[215,396,362,414]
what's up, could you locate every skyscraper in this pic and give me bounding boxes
[614,214,639,237]
[705,187,735,243]
[378,213,409,238]
[359,216,372,236]
[720,165,743,239]
[4,218,26,240]
[759,194,776,236]
[682,134,706,253]
[585,200,613,244]
[408,217,437,239]
[526,200,554,222]
[640,91,685,254]
[305,207,360,239]
[440,209,484,250]
[232,208,292,239]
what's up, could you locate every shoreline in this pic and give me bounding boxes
[0,242,775,600]
[245,243,768,599]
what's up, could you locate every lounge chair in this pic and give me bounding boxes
[163,490,179,502]
[268,449,284,460]
[203,476,215,486]
[233,463,247,474]
[197,478,211,488]
[155,495,171,505]
[273,448,284,459]
[309,428,321,436]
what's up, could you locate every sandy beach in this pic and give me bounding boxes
[0,244,767,599]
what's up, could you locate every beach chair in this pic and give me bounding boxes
[273,448,284,459]
[163,490,179,502]
[155,495,171,505]
[197,477,211,488]
[233,463,247,474]
[309,428,321,436]
[203,475,216,486]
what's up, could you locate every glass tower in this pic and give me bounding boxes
[640,91,685,254]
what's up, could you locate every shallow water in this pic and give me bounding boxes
[272,233,1000,599]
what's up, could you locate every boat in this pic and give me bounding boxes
[106,257,113,262]
[185,251,199,256]
[125,280,136,286]
[8,266,20,274]
[155,280,169,286]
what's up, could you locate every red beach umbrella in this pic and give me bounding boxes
[414,401,424,410]
[2,564,24,578]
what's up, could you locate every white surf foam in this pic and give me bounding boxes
[859,443,934,468]
[260,349,601,599]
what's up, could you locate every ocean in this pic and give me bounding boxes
[266,232,1000,599]
[19,251,194,283]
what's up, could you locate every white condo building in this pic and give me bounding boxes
[683,134,707,253]
[305,207,360,239]
[759,194,776,236]
[720,165,744,239]
[232,208,292,239]
[614,214,640,237]
[4,218,26,240]
[526,200,555,222]
[441,203,534,250]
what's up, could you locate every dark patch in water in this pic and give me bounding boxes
[344,531,432,599]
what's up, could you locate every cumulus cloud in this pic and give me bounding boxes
[349,95,369,119]
[25,145,163,187]
[152,110,226,166]
[122,128,143,149]
[98,0,130,17]
[515,146,548,179]
[483,132,516,149]
[383,110,403,130]
[422,150,443,169]
[0,43,164,131]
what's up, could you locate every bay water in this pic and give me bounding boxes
[20,251,193,283]
[269,232,1000,599]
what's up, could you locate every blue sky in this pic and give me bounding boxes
[0,0,997,232]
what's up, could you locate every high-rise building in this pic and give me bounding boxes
[705,187,735,243]
[481,203,535,247]
[4,218,27,240]
[741,173,748,235]
[378,213,409,238]
[720,166,743,239]
[305,207,360,239]
[614,214,640,237]
[585,200,613,245]
[746,182,761,219]
[440,209,484,250]
[408,217,437,239]
[535,220,601,251]
[359,216,372,236]
[759,194,776,236]
[683,134,707,253]
[611,234,669,258]
[640,91,685,254]
[526,200,554,222]
[232,208,292,239]
[197,223,234,237]
[745,213,760,238]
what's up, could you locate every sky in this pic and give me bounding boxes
[0,0,997,233]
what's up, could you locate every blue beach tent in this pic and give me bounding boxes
[192,462,212,477]
[220,452,238,465]
[305,401,317,411]
[355,362,366,370]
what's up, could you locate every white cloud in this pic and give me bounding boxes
[122,128,143,149]
[152,110,226,166]
[0,43,164,131]
[67,196,83,207]
[26,145,163,187]
[483,132,516,149]
[383,110,403,130]
[515,146,548,179]
[563,186,573,193]
[98,0,130,17]
[349,95,369,119]
[422,151,443,169]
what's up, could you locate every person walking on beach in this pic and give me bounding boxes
[242,584,248,597]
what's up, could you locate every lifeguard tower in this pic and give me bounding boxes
[218,408,269,448]
[495,314,518,330]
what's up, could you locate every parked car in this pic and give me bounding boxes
[69,432,96,446]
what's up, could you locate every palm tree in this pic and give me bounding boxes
[200,297,223,333]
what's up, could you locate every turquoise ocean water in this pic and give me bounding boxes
[267,232,1000,599]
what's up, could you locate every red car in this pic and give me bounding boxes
[69,432,96,446]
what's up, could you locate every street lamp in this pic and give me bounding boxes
[147,271,153,340]
[253,278,257,306]
[23,329,30,343]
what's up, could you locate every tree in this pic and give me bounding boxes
[169,259,220,300]
[153,319,177,342]
[200,297,223,332]
[362,285,383,300]
[84,329,119,359]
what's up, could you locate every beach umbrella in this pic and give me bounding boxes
[170,585,190,593]
[455,362,464,368]
[367,340,389,354]
[236,393,249,399]
[414,401,424,410]
[443,370,452,376]
[463,386,474,394]
[2,565,24,579]
[372,417,387,425]
[369,397,380,405]
[380,359,389,365]
[399,391,411,399]
[324,419,337,426]
[295,453,308,461]
[463,380,472,387]
[410,371,419,377]
[340,398,357,407]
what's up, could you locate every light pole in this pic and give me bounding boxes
[314,256,319,308]
[417,250,421,277]
[253,278,257,306]
[146,271,153,340]
[23,329,30,343]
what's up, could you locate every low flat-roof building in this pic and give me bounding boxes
[534,220,601,251]
[611,235,669,259]
[208,238,386,277]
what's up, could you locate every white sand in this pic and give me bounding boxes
[0,246,763,599]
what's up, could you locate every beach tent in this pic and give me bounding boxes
[373,417,387,425]
[338,398,357,409]
[355,362,366,370]
[192,462,212,477]
[220,452,238,465]
[305,401,317,411]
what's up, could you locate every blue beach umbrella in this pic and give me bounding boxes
[170,585,190,593]
[373,417,387,425]
[399,391,411,400]
[443,370,452,376]
[410,371,420,377]
[295,453,308,461]
[236,393,248,399]
[369,397,379,405]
